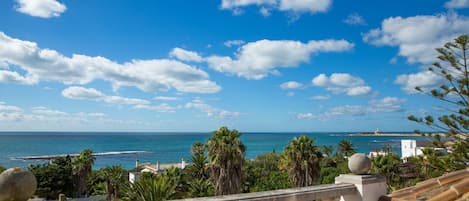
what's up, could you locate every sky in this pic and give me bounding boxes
[0,0,469,132]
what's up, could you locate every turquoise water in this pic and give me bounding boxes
[0,132,429,169]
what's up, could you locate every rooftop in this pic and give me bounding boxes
[381,167,469,201]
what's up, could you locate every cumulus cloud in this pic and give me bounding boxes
[62,86,150,105]
[445,0,469,8]
[363,12,469,64]
[31,106,67,116]
[154,96,181,101]
[280,81,304,89]
[205,39,353,79]
[0,32,220,94]
[343,13,367,25]
[220,0,331,15]
[62,86,180,112]
[363,13,469,93]
[0,70,38,85]
[0,102,151,130]
[296,97,406,119]
[394,71,445,94]
[185,98,240,119]
[133,103,179,113]
[15,0,66,18]
[311,73,372,96]
[169,48,203,62]
[224,40,246,47]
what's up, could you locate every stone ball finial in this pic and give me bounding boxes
[0,167,37,201]
[348,153,371,175]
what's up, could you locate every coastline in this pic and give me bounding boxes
[348,133,422,137]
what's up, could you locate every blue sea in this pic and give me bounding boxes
[0,132,429,170]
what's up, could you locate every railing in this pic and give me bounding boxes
[172,183,357,201]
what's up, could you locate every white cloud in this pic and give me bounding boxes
[15,0,66,18]
[278,0,331,13]
[394,71,444,94]
[223,40,246,47]
[259,7,271,16]
[0,102,152,130]
[62,86,150,105]
[445,0,469,8]
[311,73,372,96]
[206,39,353,79]
[310,95,330,100]
[134,103,178,113]
[154,96,181,101]
[286,92,295,96]
[296,112,314,119]
[0,70,38,85]
[185,98,240,119]
[220,0,331,15]
[363,13,469,94]
[280,81,304,89]
[31,106,67,116]
[0,102,22,112]
[0,32,221,94]
[363,12,469,64]
[344,13,367,25]
[297,97,406,119]
[169,48,203,62]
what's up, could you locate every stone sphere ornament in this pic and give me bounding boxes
[0,167,37,201]
[348,153,371,175]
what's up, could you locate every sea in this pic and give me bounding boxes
[0,132,429,170]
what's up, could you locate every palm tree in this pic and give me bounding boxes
[73,149,96,197]
[191,142,206,156]
[122,175,177,201]
[321,145,334,157]
[188,154,208,179]
[338,140,356,157]
[188,178,214,198]
[206,127,246,195]
[102,165,127,201]
[280,135,322,187]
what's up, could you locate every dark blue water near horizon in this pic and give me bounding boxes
[0,132,429,170]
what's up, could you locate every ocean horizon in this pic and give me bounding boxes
[0,131,429,170]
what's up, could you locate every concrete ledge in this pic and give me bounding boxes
[335,174,386,185]
[171,183,357,201]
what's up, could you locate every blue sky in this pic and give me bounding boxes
[0,0,468,132]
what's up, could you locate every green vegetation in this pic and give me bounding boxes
[29,155,74,199]
[207,127,246,195]
[280,135,322,187]
[0,166,5,173]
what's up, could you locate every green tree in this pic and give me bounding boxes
[187,154,208,180]
[73,149,96,197]
[191,142,206,156]
[122,175,177,201]
[371,154,402,191]
[207,127,246,195]
[407,34,469,172]
[338,140,356,157]
[243,152,291,192]
[102,165,127,201]
[187,178,214,198]
[29,156,74,199]
[0,166,5,173]
[280,135,322,187]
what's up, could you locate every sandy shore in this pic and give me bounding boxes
[349,133,422,137]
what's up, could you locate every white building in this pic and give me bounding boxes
[129,158,187,184]
[401,139,422,159]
